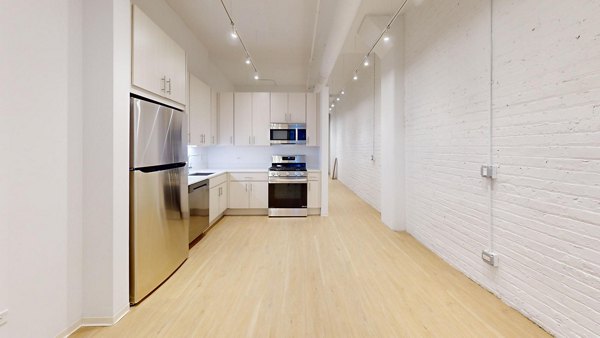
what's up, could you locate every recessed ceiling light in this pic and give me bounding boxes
[341,90,345,95]
[383,35,390,42]
[336,97,340,101]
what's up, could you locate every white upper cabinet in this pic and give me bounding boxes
[189,74,212,146]
[218,92,234,145]
[234,93,252,146]
[132,5,186,105]
[270,93,288,123]
[270,93,306,123]
[210,90,218,145]
[288,93,306,123]
[306,92,318,146]
[234,92,270,146]
[252,92,271,146]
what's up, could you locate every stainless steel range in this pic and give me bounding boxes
[268,155,308,217]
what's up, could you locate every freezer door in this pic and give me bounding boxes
[130,166,188,304]
[130,96,186,168]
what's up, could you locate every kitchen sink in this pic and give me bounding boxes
[189,172,214,176]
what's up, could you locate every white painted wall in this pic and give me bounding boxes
[1,1,131,336]
[319,87,330,215]
[0,0,83,336]
[331,0,600,335]
[402,0,600,336]
[330,56,382,211]
[380,19,406,231]
[81,0,130,324]
[82,0,131,324]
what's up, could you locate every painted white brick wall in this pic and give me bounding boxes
[404,0,600,336]
[331,58,382,211]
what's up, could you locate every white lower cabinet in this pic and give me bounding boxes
[228,173,268,209]
[209,175,228,224]
[308,172,321,209]
[249,181,268,208]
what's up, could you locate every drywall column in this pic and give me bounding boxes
[81,0,130,324]
[380,19,406,231]
[0,1,83,336]
[320,86,330,215]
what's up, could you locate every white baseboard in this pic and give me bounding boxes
[56,318,83,338]
[82,304,129,326]
[57,305,129,337]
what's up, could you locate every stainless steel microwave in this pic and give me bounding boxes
[270,123,306,145]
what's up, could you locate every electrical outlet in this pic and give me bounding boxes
[0,309,8,327]
[482,250,499,267]
[480,165,497,179]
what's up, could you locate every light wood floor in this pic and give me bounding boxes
[72,180,549,337]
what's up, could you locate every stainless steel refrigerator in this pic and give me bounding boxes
[129,96,188,304]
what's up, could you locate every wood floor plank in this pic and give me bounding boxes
[71,180,550,338]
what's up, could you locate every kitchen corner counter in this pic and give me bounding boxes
[188,168,266,186]
[188,170,226,186]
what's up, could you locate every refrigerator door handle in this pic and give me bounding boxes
[136,162,186,173]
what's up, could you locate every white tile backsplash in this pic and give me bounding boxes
[188,145,320,170]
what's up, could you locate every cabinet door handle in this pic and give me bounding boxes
[230,136,233,144]
[212,136,215,144]
[249,183,252,192]
[308,182,311,191]
[166,78,172,94]
[307,136,310,144]
[249,136,251,144]
[252,136,255,144]
[161,76,166,93]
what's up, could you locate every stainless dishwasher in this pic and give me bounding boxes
[188,180,209,243]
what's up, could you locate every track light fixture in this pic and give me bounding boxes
[341,90,345,95]
[220,0,261,80]
[230,24,238,39]
[345,0,408,88]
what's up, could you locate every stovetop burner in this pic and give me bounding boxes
[268,155,307,172]
[269,166,307,172]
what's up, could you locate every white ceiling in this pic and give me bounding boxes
[166,0,407,90]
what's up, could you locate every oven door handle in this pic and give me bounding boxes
[268,178,308,184]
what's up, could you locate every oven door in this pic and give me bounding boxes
[268,178,307,217]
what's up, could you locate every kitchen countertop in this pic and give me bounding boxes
[188,168,321,186]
